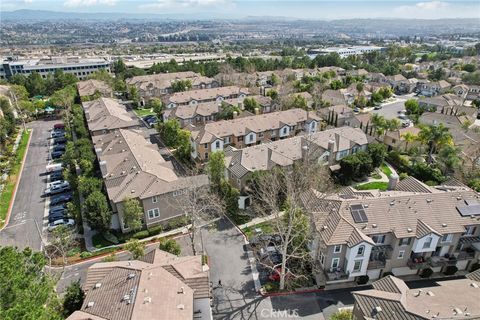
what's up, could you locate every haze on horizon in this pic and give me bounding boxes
[1,0,480,20]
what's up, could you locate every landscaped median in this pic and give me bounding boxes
[0,129,31,228]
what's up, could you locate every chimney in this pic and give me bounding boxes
[99,160,107,177]
[327,140,335,165]
[238,101,244,110]
[388,172,399,190]
[254,107,260,115]
[233,111,238,118]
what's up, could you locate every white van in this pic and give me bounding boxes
[46,162,63,173]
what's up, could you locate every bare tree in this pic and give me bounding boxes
[45,225,77,270]
[170,173,225,256]
[249,141,334,290]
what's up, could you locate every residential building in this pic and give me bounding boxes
[383,127,421,151]
[321,90,348,106]
[352,270,480,320]
[163,86,249,109]
[76,79,113,100]
[418,80,452,97]
[82,98,139,136]
[302,178,480,287]
[126,71,219,102]
[319,105,373,134]
[188,108,321,161]
[92,128,208,232]
[0,56,110,80]
[224,126,370,191]
[67,248,212,320]
[418,94,466,112]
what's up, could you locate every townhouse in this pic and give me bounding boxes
[188,108,321,161]
[92,128,208,233]
[67,247,212,320]
[302,178,480,287]
[418,93,466,112]
[82,98,139,136]
[76,79,113,101]
[224,126,370,192]
[163,95,275,127]
[352,270,480,320]
[162,86,249,109]
[382,126,421,151]
[126,71,219,101]
[418,80,452,97]
[319,105,372,134]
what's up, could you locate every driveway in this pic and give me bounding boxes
[0,119,57,251]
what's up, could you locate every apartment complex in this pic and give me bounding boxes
[224,126,370,190]
[0,56,110,80]
[92,128,208,232]
[163,86,249,109]
[126,71,219,101]
[352,270,480,320]
[189,108,321,161]
[302,178,480,287]
[83,98,139,136]
[309,46,385,58]
[67,248,212,320]
[76,79,113,100]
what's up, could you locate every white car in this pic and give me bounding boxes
[48,218,75,231]
[47,180,68,188]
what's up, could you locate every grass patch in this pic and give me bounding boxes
[356,181,388,191]
[380,162,393,177]
[0,130,31,227]
[243,221,275,240]
[133,108,155,117]
[371,172,382,179]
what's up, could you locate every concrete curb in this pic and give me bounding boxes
[0,129,32,231]
[260,288,324,297]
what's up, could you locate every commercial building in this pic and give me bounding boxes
[309,46,385,59]
[0,56,110,80]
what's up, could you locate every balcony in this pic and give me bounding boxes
[407,257,429,269]
[368,260,386,269]
[429,256,457,267]
[456,249,476,260]
[368,245,392,270]
[325,268,349,281]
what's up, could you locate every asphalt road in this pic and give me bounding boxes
[0,120,57,251]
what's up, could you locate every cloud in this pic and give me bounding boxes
[139,0,232,10]
[63,0,117,8]
[391,1,476,18]
[415,1,449,10]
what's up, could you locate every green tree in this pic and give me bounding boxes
[49,85,77,110]
[418,124,453,163]
[113,59,127,76]
[124,239,145,259]
[266,89,278,100]
[62,281,84,317]
[122,197,143,232]
[78,176,103,197]
[207,151,225,192]
[171,79,192,92]
[148,98,163,117]
[25,72,45,97]
[462,64,476,73]
[330,309,353,320]
[437,145,460,175]
[83,191,111,231]
[158,119,181,148]
[405,99,421,115]
[158,239,181,256]
[174,129,192,163]
[243,97,259,113]
[291,95,308,110]
[0,247,62,320]
[367,143,388,168]
[401,131,417,151]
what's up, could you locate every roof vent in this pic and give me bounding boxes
[390,201,395,206]
[457,196,462,200]
[426,199,433,203]
[123,294,130,301]
[471,282,479,288]
[177,304,185,310]
[426,291,435,296]
[407,228,413,233]
[442,223,447,227]
[178,287,185,294]
[94,283,102,289]
[415,289,423,297]
[372,306,382,314]
[131,189,135,193]
[364,204,369,208]
[143,297,152,304]
[372,224,377,228]
[127,273,136,280]
[87,302,95,308]
[453,307,463,315]
[322,225,328,230]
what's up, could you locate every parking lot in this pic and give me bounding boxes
[0,120,61,250]
[372,94,417,120]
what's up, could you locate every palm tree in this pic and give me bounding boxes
[437,145,461,175]
[418,124,453,163]
[401,131,417,151]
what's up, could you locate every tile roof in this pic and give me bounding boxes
[77,80,112,97]
[83,98,139,132]
[167,86,249,104]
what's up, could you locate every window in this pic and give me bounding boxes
[283,127,288,135]
[357,245,365,256]
[423,236,433,249]
[331,258,340,270]
[464,226,477,236]
[204,143,208,149]
[353,260,363,272]
[204,153,209,160]
[399,238,411,246]
[147,208,160,219]
[333,245,342,253]
[173,189,188,197]
[248,134,253,142]
[259,132,264,138]
[238,136,244,142]
[224,137,230,144]
[441,234,453,243]
[271,129,277,137]
[372,235,386,244]
[152,196,158,204]
[320,252,325,266]
[338,150,349,159]
[398,250,405,259]
[215,141,220,149]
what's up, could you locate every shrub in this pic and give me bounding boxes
[102,253,117,262]
[148,225,163,236]
[263,282,279,293]
[399,172,409,180]
[103,232,119,244]
[330,309,353,320]
[444,265,458,276]
[67,247,81,257]
[356,275,369,285]
[381,272,394,278]
[80,251,92,259]
[158,239,181,256]
[132,230,149,240]
[470,262,480,272]
[166,216,189,230]
[420,268,433,278]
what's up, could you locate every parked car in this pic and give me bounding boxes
[48,212,66,223]
[374,105,382,110]
[48,219,75,231]
[268,267,294,282]
[53,137,67,145]
[49,204,68,214]
[47,180,69,189]
[51,150,64,159]
[53,145,66,152]
[51,131,65,139]
[250,234,282,248]
[49,170,63,182]
[143,114,156,122]
[50,193,73,206]
[353,107,360,113]
[45,183,71,196]
[46,162,63,173]
[53,123,65,130]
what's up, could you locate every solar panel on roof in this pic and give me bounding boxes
[350,204,368,223]
[457,205,480,217]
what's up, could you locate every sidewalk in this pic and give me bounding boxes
[238,211,284,230]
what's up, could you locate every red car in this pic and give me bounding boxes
[53,123,65,130]
[268,268,293,282]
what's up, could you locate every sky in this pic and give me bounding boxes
[1,0,479,19]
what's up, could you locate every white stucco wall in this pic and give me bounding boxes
[412,233,440,253]
[345,242,372,277]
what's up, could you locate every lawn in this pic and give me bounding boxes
[355,181,388,191]
[133,108,155,117]
[242,221,275,240]
[0,130,31,227]
[380,162,393,177]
